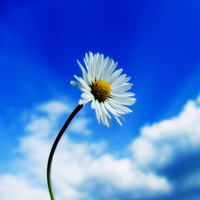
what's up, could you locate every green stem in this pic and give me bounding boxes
[47,104,83,200]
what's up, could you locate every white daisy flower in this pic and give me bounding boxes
[70,52,136,127]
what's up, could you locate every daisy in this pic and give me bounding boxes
[47,52,136,200]
[70,52,136,127]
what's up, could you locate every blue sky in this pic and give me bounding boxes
[1,0,200,199]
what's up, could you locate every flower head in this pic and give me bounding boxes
[70,52,136,127]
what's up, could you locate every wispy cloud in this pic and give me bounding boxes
[1,96,200,199]
[0,174,48,200]
[68,118,92,136]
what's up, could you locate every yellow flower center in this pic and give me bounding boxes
[91,80,111,101]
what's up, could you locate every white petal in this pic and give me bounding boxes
[107,117,112,127]
[107,69,123,84]
[80,93,93,105]
[101,102,111,118]
[111,83,133,93]
[78,97,91,105]
[70,81,84,90]
[83,58,89,71]
[95,100,101,124]
[96,100,103,119]
[77,77,91,91]
[88,52,94,81]
[81,93,91,99]
[112,77,131,88]
[107,100,127,115]
[104,61,118,80]
[100,57,109,79]
[111,74,126,86]
[115,100,136,105]
[100,102,112,127]
[110,92,135,97]
[71,78,90,94]
[79,99,84,105]
[110,96,136,102]
[113,115,122,126]
[119,115,125,121]
[83,58,92,84]
[96,54,103,80]
[91,98,96,109]
[85,53,89,69]
[101,59,113,80]
[100,108,106,125]
[112,101,132,113]
[92,53,98,80]
[104,101,119,117]
[107,99,132,114]
[74,75,80,81]
[77,60,89,84]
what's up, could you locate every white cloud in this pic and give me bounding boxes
[142,98,200,146]
[68,118,92,135]
[0,174,48,200]
[128,95,200,197]
[38,101,71,120]
[2,96,200,199]
[129,95,200,170]
[25,117,53,137]
[25,101,71,137]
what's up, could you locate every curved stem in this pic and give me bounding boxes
[47,104,83,200]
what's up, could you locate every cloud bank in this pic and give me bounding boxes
[1,96,200,200]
